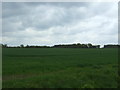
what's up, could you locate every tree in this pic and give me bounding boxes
[26,45,29,48]
[97,45,100,48]
[87,43,92,48]
[2,44,8,48]
[20,44,24,48]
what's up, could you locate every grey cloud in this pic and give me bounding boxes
[2,2,118,46]
[2,2,29,18]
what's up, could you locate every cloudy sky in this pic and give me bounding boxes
[2,2,118,46]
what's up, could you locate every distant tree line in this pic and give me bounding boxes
[0,44,51,48]
[53,43,100,48]
[104,44,120,48]
[1,43,120,48]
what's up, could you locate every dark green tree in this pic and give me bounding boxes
[20,44,24,48]
[88,43,92,48]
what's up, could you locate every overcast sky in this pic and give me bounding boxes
[2,2,118,46]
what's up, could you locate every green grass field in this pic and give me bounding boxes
[2,48,118,88]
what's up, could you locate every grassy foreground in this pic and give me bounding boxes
[2,48,118,88]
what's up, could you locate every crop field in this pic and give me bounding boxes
[2,48,118,88]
